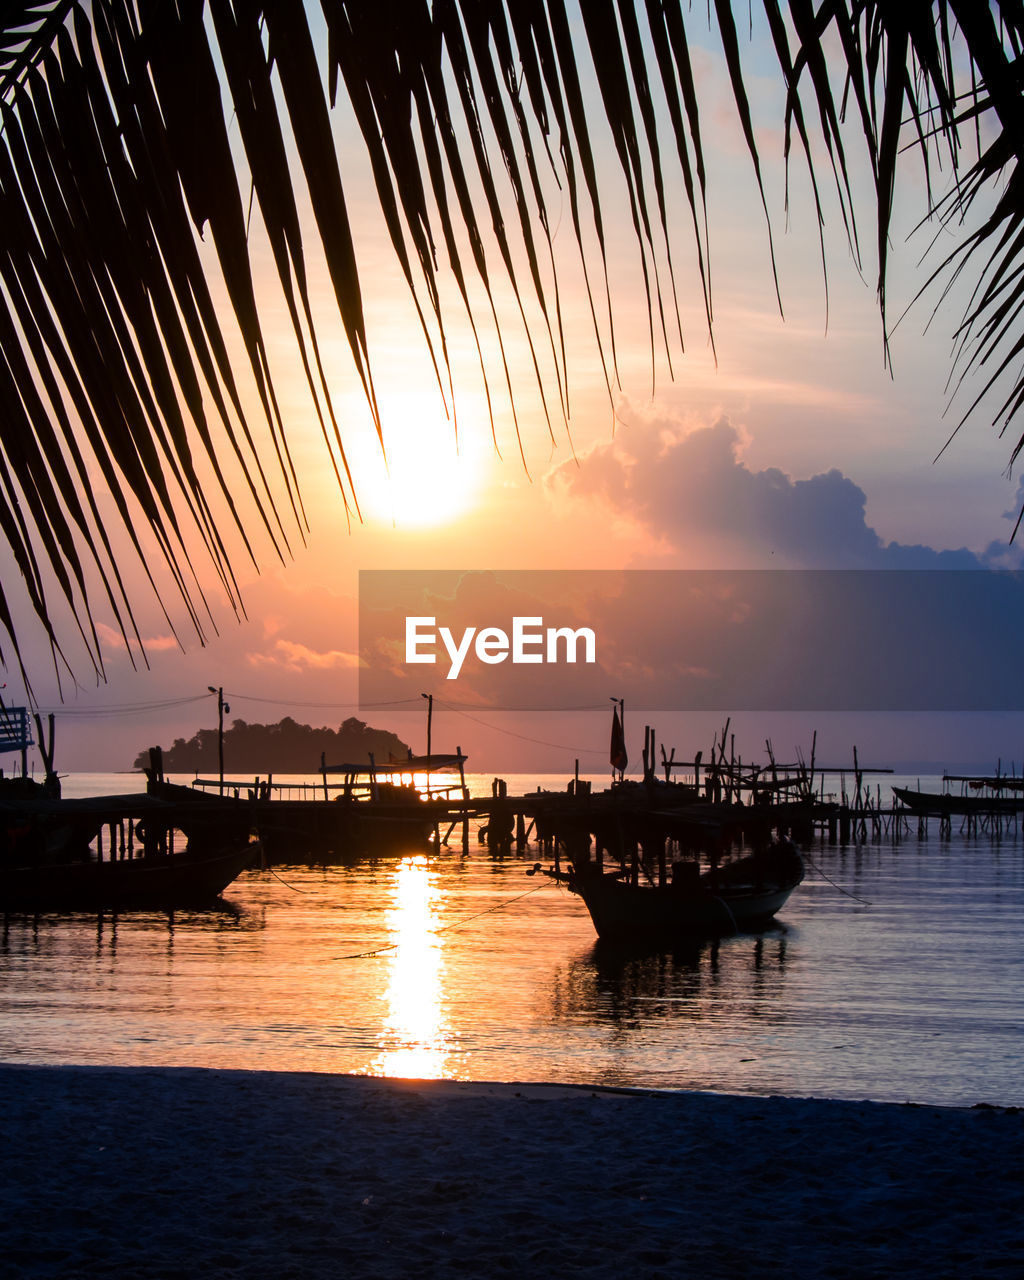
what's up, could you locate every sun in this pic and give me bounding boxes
[356,395,487,529]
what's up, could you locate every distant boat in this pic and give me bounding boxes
[0,785,257,911]
[941,774,1024,793]
[892,786,1024,818]
[145,752,469,861]
[561,839,805,943]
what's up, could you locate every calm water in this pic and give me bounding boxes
[1,772,1022,1106]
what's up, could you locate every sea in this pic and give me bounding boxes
[1,770,1021,1108]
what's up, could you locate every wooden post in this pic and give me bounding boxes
[422,693,433,758]
[853,745,863,811]
[457,746,469,851]
[31,712,60,797]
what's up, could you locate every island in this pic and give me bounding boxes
[133,716,411,775]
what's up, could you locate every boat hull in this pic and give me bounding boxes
[892,786,1024,818]
[147,779,434,861]
[0,842,257,912]
[570,846,804,942]
[254,799,432,861]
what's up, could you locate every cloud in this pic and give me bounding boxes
[247,640,361,673]
[1003,474,1024,529]
[97,622,179,653]
[548,409,1019,568]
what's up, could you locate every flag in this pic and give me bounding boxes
[610,707,627,772]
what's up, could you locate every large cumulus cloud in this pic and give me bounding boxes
[549,412,1018,568]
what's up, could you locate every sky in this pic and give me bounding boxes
[3,5,1024,776]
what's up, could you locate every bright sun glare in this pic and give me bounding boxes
[358,396,486,529]
[370,854,453,1079]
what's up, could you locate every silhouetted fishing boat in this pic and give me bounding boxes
[145,749,468,861]
[0,790,257,911]
[0,841,257,912]
[892,786,1024,818]
[563,838,805,942]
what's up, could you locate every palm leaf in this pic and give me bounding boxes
[1,0,1023,686]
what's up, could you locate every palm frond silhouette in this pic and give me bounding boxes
[0,2,1018,683]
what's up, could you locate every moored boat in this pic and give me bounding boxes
[145,749,469,861]
[0,840,257,912]
[892,785,1024,818]
[564,838,805,942]
[0,789,258,911]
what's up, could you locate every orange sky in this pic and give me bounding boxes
[5,8,1024,774]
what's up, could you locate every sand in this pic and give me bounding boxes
[1,1065,1021,1278]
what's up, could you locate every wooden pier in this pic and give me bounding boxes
[143,729,1024,864]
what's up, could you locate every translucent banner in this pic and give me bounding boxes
[358,569,1024,711]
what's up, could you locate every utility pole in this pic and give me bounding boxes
[208,686,229,794]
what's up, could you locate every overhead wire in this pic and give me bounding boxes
[31,693,214,718]
[20,689,629,768]
[223,693,423,710]
[433,698,615,755]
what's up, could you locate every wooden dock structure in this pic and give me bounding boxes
[143,728,1024,863]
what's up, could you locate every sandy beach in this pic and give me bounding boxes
[1,1066,1021,1278]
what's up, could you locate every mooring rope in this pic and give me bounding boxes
[332,879,558,960]
[711,894,740,934]
[266,865,312,894]
[803,851,872,906]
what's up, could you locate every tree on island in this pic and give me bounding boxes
[134,716,411,775]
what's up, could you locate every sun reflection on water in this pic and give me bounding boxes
[368,854,456,1079]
